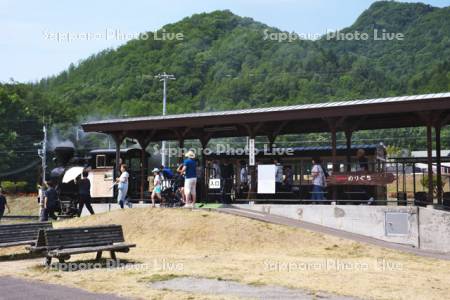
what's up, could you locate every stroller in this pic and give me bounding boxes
[161,175,184,207]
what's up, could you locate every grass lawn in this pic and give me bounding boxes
[1,208,450,299]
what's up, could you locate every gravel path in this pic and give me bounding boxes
[150,277,361,300]
[0,276,129,300]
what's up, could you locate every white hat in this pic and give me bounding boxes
[152,168,160,173]
[185,150,195,159]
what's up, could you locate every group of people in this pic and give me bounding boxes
[150,150,198,208]
[37,170,96,221]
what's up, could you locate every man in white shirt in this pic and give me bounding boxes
[274,159,284,192]
[311,157,326,201]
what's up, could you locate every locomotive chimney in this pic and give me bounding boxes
[54,145,75,166]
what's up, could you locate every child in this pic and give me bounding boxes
[0,188,10,221]
[151,168,162,207]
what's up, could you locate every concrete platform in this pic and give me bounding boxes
[230,204,450,255]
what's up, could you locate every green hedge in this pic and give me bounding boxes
[1,181,28,193]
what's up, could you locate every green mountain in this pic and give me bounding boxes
[35,1,449,120]
[1,1,449,183]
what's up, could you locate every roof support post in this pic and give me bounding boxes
[435,124,442,205]
[136,132,154,203]
[325,117,345,201]
[111,132,125,202]
[345,129,353,172]
[111,132,125,176]
[178,139,185,164]
[268,134,276,152]
[426,120,434,204]
[199,137,210,203]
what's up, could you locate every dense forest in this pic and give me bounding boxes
[1,1,449,185]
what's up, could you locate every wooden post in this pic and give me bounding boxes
[435,125,442,205]
[112,133,124,202]
[426,122,434,204]
[326,119,339,201]
[268,135,276,153]
[178,139,185,164]
[345,129,352,172]
[112,133,124,179]
[136,131,154,203]
[200,137,210,203]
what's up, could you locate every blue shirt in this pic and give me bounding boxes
[0,195,6,210]
[183,158,197,179]
[45,188,58,208]
[162,167,174,179]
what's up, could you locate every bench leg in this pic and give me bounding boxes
[44,257,52,267]
[58,255,70,264]
[110,251,117,260]
[95,251,103,261]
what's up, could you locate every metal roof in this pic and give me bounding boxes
[81,92,450,142]
[83,92,450,125]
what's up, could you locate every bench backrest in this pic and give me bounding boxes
[0,222,52,244]
[42,225,125,249]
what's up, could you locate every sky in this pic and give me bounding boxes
[1,0,448,82]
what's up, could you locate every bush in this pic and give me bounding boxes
[0,181,29,193]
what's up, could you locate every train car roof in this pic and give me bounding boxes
[207,144,383,157]
[89,148,144,154]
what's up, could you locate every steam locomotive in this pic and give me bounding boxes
[49,145,149,217]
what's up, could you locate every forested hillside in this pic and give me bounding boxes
[36,1,449,119]
[1,1,449,181]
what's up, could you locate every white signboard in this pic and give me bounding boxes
[89,168,114,198]
[257,164,276,194]
[249,138,255,166]
[209,178,221,189]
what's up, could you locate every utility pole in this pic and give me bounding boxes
[155,72,175,167]
[37,125,47,205]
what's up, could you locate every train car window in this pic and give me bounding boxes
[96,155,107,168]
[130,157,140,171]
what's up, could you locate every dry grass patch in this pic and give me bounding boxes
[0,208,450,299]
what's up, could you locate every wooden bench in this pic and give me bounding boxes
[28,225,135,265]
[0,222,52,248]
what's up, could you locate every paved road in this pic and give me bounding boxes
[0,276,129,300]
[217,206,450,261]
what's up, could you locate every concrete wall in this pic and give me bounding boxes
[418,207,450,253]
[235,204,420,247]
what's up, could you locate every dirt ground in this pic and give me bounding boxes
[2,195,39,217]
[1,208,450,299]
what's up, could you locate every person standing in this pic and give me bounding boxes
[356,149,369,172]
[0,188,10,222]
[239,161,249,198]
[311,157,326,201]
[220,159,234,204]
[151,168,162,207]
[283,165,294,192]
[179,151,197,208]
[78,171,95,216]
[44,181,58,221]
[274,159,284,192]
[115,164,129,209]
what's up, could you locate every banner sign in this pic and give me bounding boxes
[209,178,221,189]
[249,138,255,166]
[328,172,395,186]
